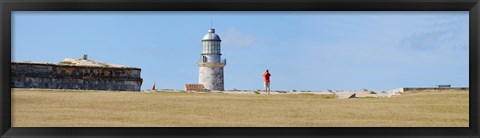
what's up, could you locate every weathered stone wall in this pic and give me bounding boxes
[403,87,469,92]
[199,65,224,91]
[11,62,143,91]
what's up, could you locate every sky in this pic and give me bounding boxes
[12,11,469,91]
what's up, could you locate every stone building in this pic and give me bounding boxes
[198,28,226,91]
[11,55,143,91]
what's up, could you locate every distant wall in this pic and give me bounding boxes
[388,88,405,93]
[11,62,143,91]
[403,87,469,92]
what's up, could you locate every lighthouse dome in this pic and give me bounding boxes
[202,28,221,41]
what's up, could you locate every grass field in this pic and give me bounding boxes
[12,89,468,127]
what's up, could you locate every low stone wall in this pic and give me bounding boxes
[11,62,143,91]
[388,88,405,93]
[403,87,469,92]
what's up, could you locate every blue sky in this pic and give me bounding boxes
[12,11,469,91]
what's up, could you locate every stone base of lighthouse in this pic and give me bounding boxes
[198,63,225,91]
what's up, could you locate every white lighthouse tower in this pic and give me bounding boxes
[198,28,226,91]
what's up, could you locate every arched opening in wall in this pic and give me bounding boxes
[203,56,207,63]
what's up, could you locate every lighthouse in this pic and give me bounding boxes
[198,28,226,91]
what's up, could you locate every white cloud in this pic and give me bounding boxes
[221,28,257,47]
[400,29,454,50]
[399,14,468,51]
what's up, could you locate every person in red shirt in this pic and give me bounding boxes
[263,70,271,95]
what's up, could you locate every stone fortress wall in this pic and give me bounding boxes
[11,62,143,91]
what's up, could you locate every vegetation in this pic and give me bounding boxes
[12,89,468,127]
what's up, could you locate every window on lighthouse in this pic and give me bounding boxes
[214,42,218,53]
[206,43,210,54]
[206,45,209,54]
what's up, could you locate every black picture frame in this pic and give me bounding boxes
[1,0,479,138]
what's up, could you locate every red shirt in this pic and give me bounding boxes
[263,72,271,82]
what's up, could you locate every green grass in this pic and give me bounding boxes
[12,89,468,127]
